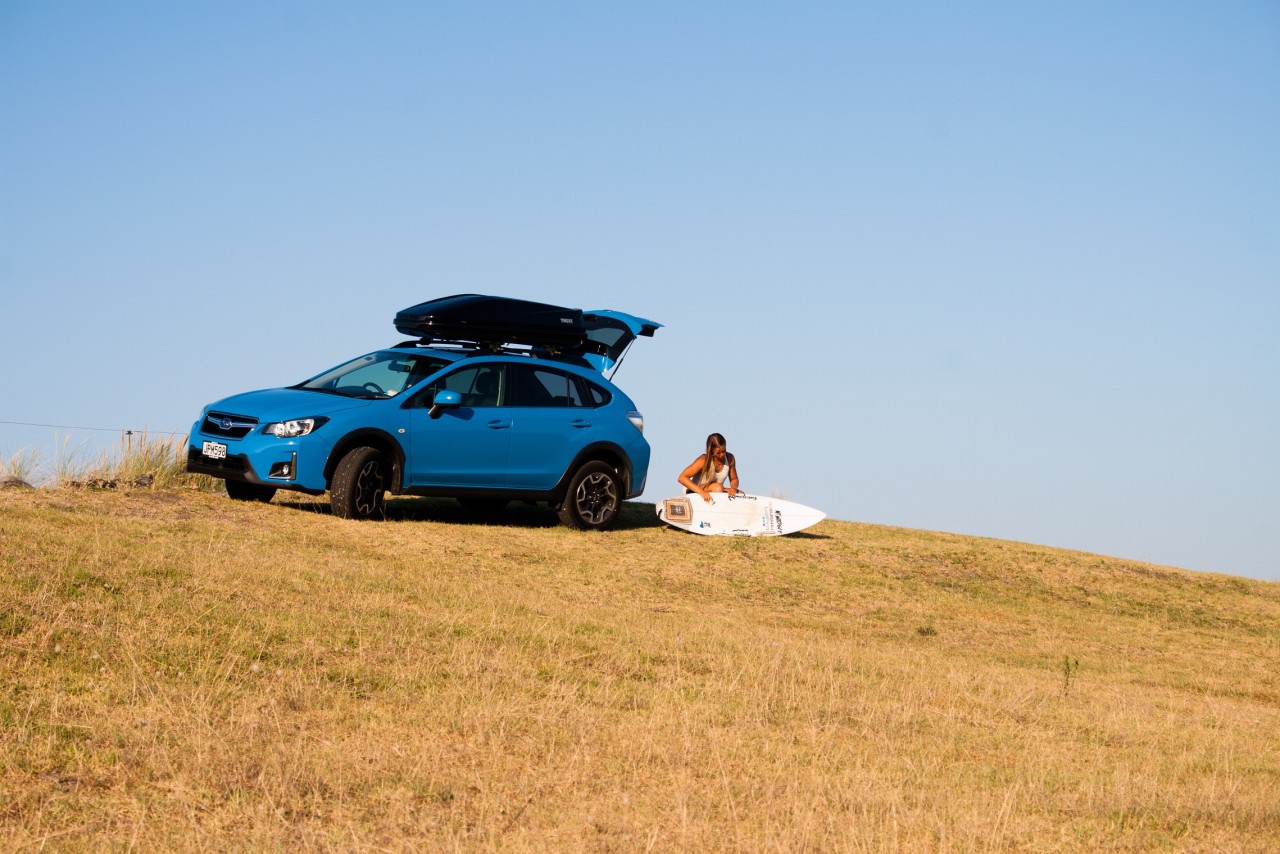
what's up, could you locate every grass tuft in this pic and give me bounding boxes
[0,448,41,484]
[9,432,220,490]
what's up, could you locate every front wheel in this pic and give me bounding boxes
[558,461,622,530]
[330,446,387,520]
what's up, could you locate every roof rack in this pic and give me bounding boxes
[393,338,541,353]
[392,337,608,359]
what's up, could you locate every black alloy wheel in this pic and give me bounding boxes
[558,461,622,530]
[331,446,387,520]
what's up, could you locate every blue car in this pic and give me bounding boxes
[187,295,661,529]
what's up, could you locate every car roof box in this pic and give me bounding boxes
[394,294,587,348]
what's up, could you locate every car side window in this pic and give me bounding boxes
[509,365,586,407]
[584,379,611,407]
[398,356,449,393]
[561,373,586,407]
[419,365,505,407]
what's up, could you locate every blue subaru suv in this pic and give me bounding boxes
[186,295,661,530]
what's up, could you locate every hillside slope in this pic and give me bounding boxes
[2,489,1278,851]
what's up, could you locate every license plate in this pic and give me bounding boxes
[202,441,227,460]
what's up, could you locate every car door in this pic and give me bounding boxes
[406,363,511,488]
[505,364,594,490]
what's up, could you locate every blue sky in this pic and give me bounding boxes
[2,2,1277,580]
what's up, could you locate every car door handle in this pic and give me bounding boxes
[486,419,512,430]
[570,418,592,428]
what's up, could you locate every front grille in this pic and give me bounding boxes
[203,412,258,439]
[187,448,249,474]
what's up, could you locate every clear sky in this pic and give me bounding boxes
[2,2,1277,580]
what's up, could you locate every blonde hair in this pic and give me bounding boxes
[700,433,727,485]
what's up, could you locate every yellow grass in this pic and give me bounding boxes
[3,432,217,491]
[1,488,1277,851]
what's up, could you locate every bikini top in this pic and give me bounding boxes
[695,455,730,485]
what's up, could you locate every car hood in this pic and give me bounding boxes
[206,387,373,421]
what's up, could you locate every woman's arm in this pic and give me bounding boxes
[678,455,714,502]
[727,453,741,494]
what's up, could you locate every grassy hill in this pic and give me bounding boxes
[2,487,1277,851]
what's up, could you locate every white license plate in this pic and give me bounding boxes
[202,441,227,460]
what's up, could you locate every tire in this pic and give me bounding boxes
[557,461,622,530]
[226,480,276,503]
[330,446,387,520]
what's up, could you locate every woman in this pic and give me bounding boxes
[678,432,741,502]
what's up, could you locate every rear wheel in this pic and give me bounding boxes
[558,461,622,530]
[330,446,387,520]
[226,480,276,503]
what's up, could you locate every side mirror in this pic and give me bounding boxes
[428,389,462,419]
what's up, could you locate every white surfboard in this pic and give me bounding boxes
[656,492,826,537]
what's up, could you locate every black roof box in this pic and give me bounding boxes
[394,294,586,348]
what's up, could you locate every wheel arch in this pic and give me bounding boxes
[324,429,407,492]
[553,442,633,502]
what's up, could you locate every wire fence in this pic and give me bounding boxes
[0,420,188,437]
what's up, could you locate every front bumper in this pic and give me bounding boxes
[186,417,331,491]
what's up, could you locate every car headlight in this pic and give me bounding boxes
[263,417,328,438]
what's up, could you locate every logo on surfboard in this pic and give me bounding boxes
[662,497,693,524]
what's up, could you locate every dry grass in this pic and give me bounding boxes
[0,449,42,485]
[1,488,1278,851]
[2,433,218,491]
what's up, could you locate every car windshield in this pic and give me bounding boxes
[295,352,450,399]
